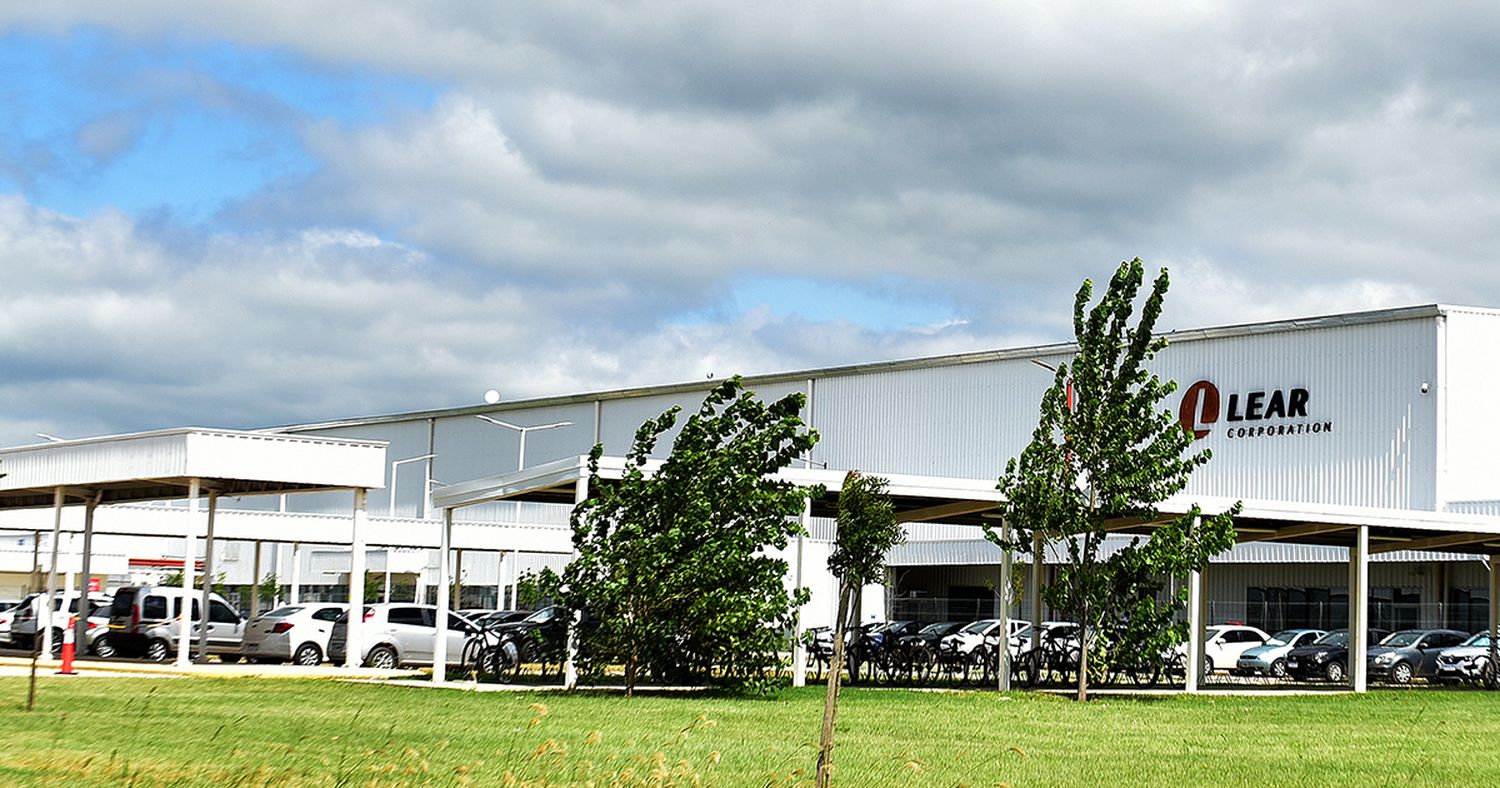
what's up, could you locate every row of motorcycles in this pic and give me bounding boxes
[804,620,1187,688]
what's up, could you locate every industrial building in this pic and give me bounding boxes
[3,303,1498,690]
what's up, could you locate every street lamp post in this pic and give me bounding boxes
[473,415,574,475]
[389,454,437,518]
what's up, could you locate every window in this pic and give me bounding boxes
[388,607,428,627]
[446,613,471,632]
[170,599,203,621]
[265,606,303,618]
[209,601,240,624]
[143,596,168,619]
[312,607,345,622]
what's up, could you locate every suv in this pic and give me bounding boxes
[327,604,481,669]
[9,593,112,651]
[105,586,247,662]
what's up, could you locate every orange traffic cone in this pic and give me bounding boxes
[58,615,77,675]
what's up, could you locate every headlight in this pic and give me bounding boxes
[1374,653,1395,665]
[1312,651,1329,662]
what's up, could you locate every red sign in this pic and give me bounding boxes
[88,578,101,593]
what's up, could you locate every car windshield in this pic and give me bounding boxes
[524,607,556,624]
[1382,631,1422,648]
[918,622,952,636]
[1461,633,1492,648]
[960,620,995,635]
[1266,630,1301,646]
[1313,631,1349,646]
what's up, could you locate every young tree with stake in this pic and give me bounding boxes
[816,471,903,787]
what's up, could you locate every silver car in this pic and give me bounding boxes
[1434,633,1494,684]
[327,604,481,669]
[241,604,348,666]
[1234,628,1326,677]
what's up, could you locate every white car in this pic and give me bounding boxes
[241,604,348,666]
[10,593,112,652]
[1434,633,1495,684]
[939,619,1004,657]
[1178,624,1271,673]
[327,604,482,669]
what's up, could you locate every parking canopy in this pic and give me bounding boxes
[0,428,386,669]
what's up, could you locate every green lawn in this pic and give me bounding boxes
[2,678,1498,786]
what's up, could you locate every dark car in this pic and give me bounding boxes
[896,621,966,652]
[1368,628,1469,684]
[486,606,568,677]
[1284,628,1391,682]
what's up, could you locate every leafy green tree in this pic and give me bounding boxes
[816,471,903,788]
[563,376,820,695]
[988,259,1238,701]
[515,567,562,609]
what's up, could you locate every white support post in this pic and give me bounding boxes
[1030,533,1043,658]
[508,549,518,608]
[177,479,202,668]
[289,542,303,605]
[1488,559,1497,683]
[196,493,219,661]
[495,551,505,610]
[345,489,368,669]
[40,488,64,660]
[383,549,393,604]
[1350,524,1369,693]
[792,499,810,688]
[250,540,263,617]
[453,549,464,609]
[998,518,1012,692]
[564,475,588,689]
[73,495,99,653]
[432,508,453,684]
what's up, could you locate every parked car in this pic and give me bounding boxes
[241,603,348,666]
[104,585,246,662]
[1368,628,1470,684]
[1194,624,1271,673]
[0,594,40,643]
[1233,628,1326,677]
[327,604,482,669]
[484,605,571,678]
[1284,628,1392,682]
[10,593,112,651]
[892,621,965,653]
[1435,633,1495,684]
[469,610,532,629]
[940,619,1003,657]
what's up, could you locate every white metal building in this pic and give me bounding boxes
[2,304,1497,690]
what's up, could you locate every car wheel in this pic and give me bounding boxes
[293,642,323,667]
[364,644,398,670]
[49,628,64,657]
[1203,656,1214,679]
[218,654,241,664]
[1325,661,1345,683]
[145,638,171,662]
[1270,658,1287,678]
[1391,661,1413,685]
[92,634,117,659]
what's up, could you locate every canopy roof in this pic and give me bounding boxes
[0,428,387,509]
[432,455,1500,556]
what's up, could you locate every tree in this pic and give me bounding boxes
[563,376,820,694]
[816,471,903,788]
[515,567,562,609]
[988,259,1238,701]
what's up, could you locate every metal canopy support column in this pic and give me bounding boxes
[453,549,464,608]
[73,494,99,657]
[997,518,1012,692]
[564,474,588,689]
[345,488,369,669]
[1488,559,1498,686]
[1029,533,1043,660]
[177,478,202,668]
[1349,525,1369,693]
[250,540,263,617]
[792,498,810,688]
[290,542,303,605]
[432,506,453,684]
[196,493,219,662]
[39,488,65,660]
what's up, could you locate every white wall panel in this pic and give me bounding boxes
[1438,309,1500,506]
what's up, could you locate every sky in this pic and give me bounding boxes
[1,2,1497,445]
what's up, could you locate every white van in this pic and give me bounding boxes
[104,586,246,662]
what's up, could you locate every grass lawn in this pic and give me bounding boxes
[2,678,1498,786]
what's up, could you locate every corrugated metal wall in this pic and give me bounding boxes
[1439,309,1500,507]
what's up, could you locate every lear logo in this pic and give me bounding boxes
[1178,379,1328,440]
[1178,380,1220,439]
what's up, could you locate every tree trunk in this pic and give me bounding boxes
[1076,599,1089,702]
[816,582,853,788]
